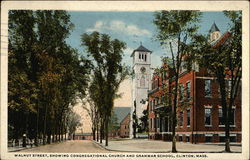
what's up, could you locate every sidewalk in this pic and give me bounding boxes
[8,145,35,152]
[94,139,242,153]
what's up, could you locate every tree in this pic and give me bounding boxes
[139,109,149,133]
[81,31,129,146]
[109,111,120,137]
[189,11,242,152]
[8,10,91,145]
[66,110,82,139]
[154,11,201,152]
[132,100,138,138]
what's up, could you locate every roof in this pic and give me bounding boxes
[211,31,231,48]
[130,45,152,57]
[113,107,131,123]
[209,22,220,33]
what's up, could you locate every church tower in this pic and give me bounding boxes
[129,44,152,138]
[209,22,221,42]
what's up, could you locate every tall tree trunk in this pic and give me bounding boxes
[217,72,230,152]
[105,116,109,146]
[92,128,96,140]
[96,121,99,142]
[35,104,39,146]
[171,77,178,153]
[100,119,103,143]
[43,105,48,145]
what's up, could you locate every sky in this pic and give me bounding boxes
[66,11,232,69]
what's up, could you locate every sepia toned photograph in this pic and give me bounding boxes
[0,1,249,160]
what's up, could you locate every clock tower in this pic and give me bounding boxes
[130,44,152,138]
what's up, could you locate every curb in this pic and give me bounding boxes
[91,140,241,153]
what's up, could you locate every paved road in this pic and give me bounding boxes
[99,139,242,153]
[20,140,110,153]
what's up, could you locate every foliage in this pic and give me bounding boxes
[8,10,91,144]
[154,10,201,152]
[189,11,242,152]
[138,109,148,133]
[109,111,120,133]
[81,31,129,146]
[66,110,82,135]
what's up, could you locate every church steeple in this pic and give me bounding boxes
[209,22,220,33]
[209,22,221,42]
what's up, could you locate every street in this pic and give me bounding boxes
[20,140,110,153]
[16,139,242,153]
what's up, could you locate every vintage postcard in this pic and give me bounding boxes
[0,1,249,160]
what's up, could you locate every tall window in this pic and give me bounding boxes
[229,108,235,126]
[142,54,144,60]
[151,101,154,111]
[139,53,141,59]
[145,54,147,61]
[205,80,212,97]
[219,108,225,125]
[180,84,184,101]
[150,118,153,129]
[179,112,183,127]
[205,108,212,126]
[187,109,191,126]
[186,82,191,99]
[140,76,145,87]
[227,80,232,98]
[161,95,165,104]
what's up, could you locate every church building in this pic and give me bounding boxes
[129,44,152,138]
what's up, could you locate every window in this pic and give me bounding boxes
[145,54,147,61]
[218,86,221,98]
[205,108,212,126]
[230,136,236,142]
[157,117,160,129]
[187,109,191,126]
[179,136,183,141]
[180,84,184,101]
[150,118,153,129]
[229,108,235,126]
[205,80,212,97]
[186,82,191,99]
[179,112,183,127]
[142,54,144,60]
[140,76,145,87]
[227,80,232,98]
[219,108,225,125]
[161,95,165,104]
[139,53,141,59]
[161,118,165,132]
[150,101,153,111]
[205,136,212,142]
[219,136,225,142]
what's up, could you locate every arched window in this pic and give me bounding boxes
[145,54,147,61]
[140,75,145,87]
[139,53,141,59]
[142,54,144,60]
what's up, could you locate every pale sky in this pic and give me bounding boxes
[66,11,231,69]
